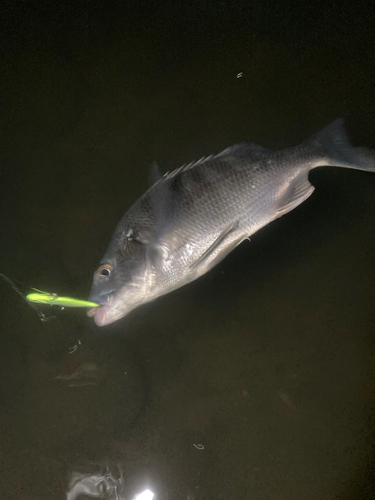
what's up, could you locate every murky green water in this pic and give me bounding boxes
[0,3,374,499]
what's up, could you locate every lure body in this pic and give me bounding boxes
[26,290,100,308]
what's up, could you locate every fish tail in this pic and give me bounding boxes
[309,118,375,172]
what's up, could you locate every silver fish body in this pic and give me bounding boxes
[88,119,375,326]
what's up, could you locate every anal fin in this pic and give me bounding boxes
[275,173,315,218]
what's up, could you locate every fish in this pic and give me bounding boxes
[88,119,375,326]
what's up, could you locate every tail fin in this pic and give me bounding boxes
[309,118,375,172]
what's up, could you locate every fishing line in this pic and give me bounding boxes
[0,272,56,322]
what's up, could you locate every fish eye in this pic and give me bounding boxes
[97,263,112,278]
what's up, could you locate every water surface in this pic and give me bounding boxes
[0,2,374,499]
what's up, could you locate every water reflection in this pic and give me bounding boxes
[67,465,155,500]
[67,466,125,500]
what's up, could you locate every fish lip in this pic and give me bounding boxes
[86,292,114,319]
[87,307,98,317]
[91,304,112,326]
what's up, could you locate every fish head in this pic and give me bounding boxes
[87,236,152,326]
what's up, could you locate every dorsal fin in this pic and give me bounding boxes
[161,142,271,181]
[215,142,271,159]
[162,155,215,181]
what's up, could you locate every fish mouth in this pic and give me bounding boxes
[87,307,99,317]
[87,304,112,326]
[86,292,115,326]
[87,280,147,326]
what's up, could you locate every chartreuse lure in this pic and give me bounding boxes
[26,288,100,308]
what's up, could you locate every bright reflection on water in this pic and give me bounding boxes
[134,490,154,500]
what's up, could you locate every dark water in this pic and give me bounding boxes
[0,2,375,499]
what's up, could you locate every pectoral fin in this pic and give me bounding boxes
[190,223,247,272]
[275,173,315,218]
